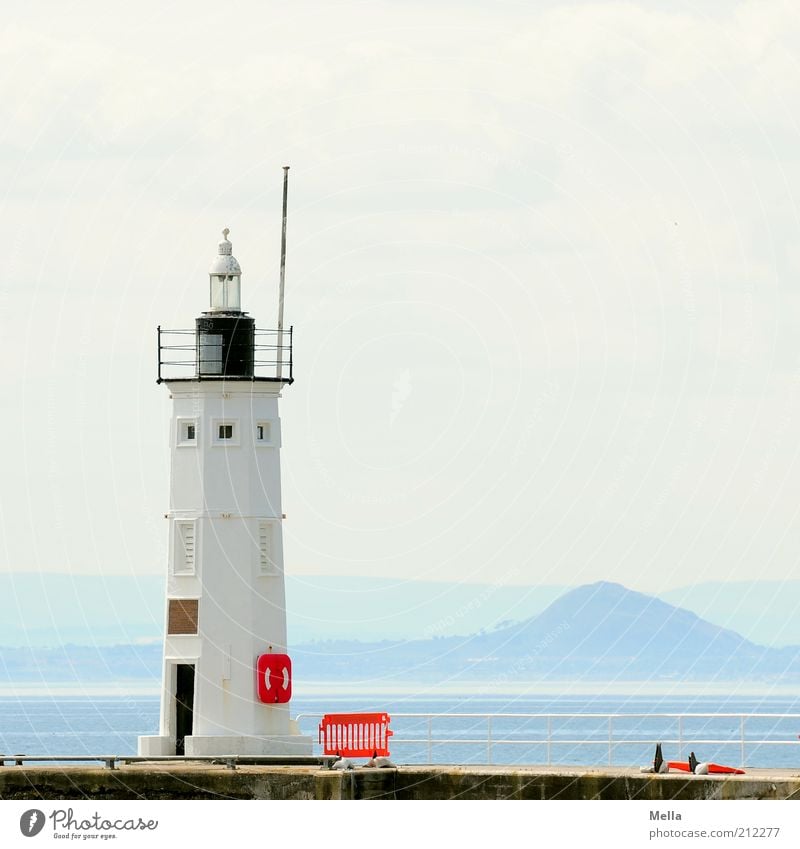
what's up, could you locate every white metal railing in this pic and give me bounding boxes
[295,712,800,768]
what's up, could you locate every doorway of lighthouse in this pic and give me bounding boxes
[174,664,195,756]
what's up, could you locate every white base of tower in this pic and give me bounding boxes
[137,736,173,757]
[186,734,312,757]
[137,734,312,757]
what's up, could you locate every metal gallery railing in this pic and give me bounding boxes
[157,326,293,382]
[295,712,800,768]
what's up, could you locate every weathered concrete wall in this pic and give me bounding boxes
[0,767,323,801]
[378,769,800,801]
[2,766,799,801]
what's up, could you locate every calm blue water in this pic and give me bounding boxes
[2,692,800,769]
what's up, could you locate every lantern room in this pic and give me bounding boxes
[156,228,293,384]
[209,227,242,312]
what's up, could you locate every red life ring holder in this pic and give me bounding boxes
[256,653,292,703]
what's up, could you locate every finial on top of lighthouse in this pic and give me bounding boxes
[209,227,242,312]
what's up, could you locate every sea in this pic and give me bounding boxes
[3,688,800,769]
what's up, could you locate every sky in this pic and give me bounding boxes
[2,0,800,596]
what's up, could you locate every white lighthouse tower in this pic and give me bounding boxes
[139,221,311,757]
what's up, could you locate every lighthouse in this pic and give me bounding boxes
[139,217,311,757]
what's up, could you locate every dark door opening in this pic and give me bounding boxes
[175,664,195,756]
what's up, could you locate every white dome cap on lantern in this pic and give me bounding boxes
[209,228,242,312]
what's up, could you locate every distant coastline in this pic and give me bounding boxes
[4,680,800,698]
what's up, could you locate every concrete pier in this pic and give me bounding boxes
[2,764,799,800]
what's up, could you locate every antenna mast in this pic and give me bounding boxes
[276,165,290,379]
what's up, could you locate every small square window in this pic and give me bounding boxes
[255,421,273,445]
[211,419,239,446]
[178,419,198,447]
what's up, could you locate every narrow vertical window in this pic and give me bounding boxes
[256,421,272,444]
[219,424,233,440]
[175,521,196,574]
[186,424,195,440]
[258,521,275,574]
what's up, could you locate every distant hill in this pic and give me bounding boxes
[2,582,799,686]
[292,582,800,684]
[3,571,800,660]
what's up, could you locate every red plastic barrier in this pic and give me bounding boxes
[318,712,393,757]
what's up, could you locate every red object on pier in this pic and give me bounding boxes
[667,760,745,775]
[318,712,393,757]
[256,654,292,703]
